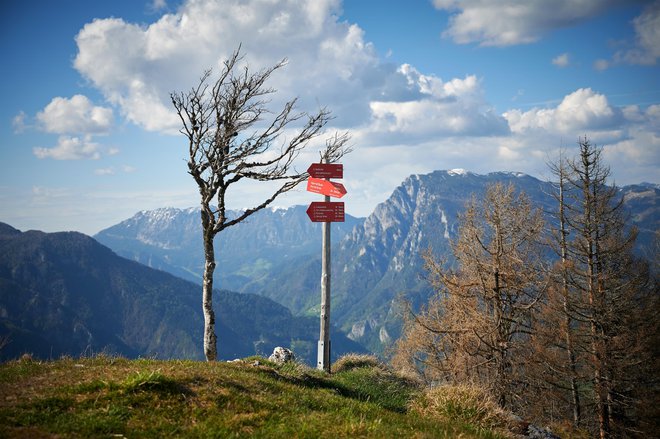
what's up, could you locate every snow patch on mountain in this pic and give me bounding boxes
[448,168,468,176]
[440,210,450,239]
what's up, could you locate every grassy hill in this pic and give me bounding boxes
[0,354,515,438]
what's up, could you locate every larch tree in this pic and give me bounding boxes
[170,47,350,361]
[532,137,657,438]
[564,138,642,438]
[393,182,546,409]
[526,156,586,427]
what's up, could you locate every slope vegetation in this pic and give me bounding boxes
[0,355,512,438]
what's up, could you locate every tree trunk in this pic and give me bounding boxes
[563,301,581,425]
[558,168,582,426]
[587,208,609,439]
[201,216,218,361]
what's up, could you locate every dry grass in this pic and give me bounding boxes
[411,384,509,433]
[332,354,384,373]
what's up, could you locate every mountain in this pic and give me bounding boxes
[0,223,365,364]
[94,171,659,354]
[246,171,552,350]
[94,206,363,291]
[243,171,659,352]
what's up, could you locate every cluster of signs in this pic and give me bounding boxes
[305,163,345,222]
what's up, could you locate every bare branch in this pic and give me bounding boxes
[170,45,351,361]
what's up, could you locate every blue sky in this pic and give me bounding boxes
[1,0,659,235]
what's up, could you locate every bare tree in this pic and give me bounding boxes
[171,47,350,361]
[527,156,585,427]
[560,138,654,438]
[393,183,546,409]
[530,137,657,437]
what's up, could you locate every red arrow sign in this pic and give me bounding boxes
[307,163,343,179]
[306,202,345,222]
[306,177,347,198]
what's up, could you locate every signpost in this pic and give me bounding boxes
[306,177,347,199]
[306,201,345,222]
[307,163,343,179]
[306,161,346,373]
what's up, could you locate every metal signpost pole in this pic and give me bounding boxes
[306,160,344,373]
[318,192,331,372]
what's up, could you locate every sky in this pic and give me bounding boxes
[1,0,659,235]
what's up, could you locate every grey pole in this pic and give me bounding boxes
[318,195,331,372]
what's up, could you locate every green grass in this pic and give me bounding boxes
[0,355,510,438]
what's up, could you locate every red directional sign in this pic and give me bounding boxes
[307,163,343,179]
[306,202,345,222]
[306,177,347,198]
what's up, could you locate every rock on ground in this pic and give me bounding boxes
[269,347,295,364]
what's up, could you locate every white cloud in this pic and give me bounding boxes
[73,0,368,132]
[150,0,168,12]
[433,0,627,46]
[94,167,115,175]
[356,64,509,143]
[72,0,503,134]
[594,59,610,71]
[13,0,657,235]
[505,88,621,135]
[615,1,660,65]
[552,53,570,67]
[39,0,656,209]
[12,111,27,133]
[499,89,659,186]
[36,95,113,134]
[33,135,102,160]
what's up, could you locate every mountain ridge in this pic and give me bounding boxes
[91,169,659,354]
[95,205,363,290]
[0,223,365,364]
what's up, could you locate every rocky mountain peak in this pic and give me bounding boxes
[91,169,658,356]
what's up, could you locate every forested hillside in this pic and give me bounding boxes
[0,223,365,364]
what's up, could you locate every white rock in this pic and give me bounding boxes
[268,347,295,364]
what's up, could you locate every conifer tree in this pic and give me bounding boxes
[531,137,657,437]
[393,182,545,409]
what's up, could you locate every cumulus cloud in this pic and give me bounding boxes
[73,0,373,132]
[500,89,659,186]
[31,95,113,160]
[36,95,113,134]
[33,135,102,160]
[505,88,622,135]
[56,0,657,197]
[358,64,509,142]
[433,0,627,46]
[72,0,505,134]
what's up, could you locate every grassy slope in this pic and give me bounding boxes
[0,356,507,438]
